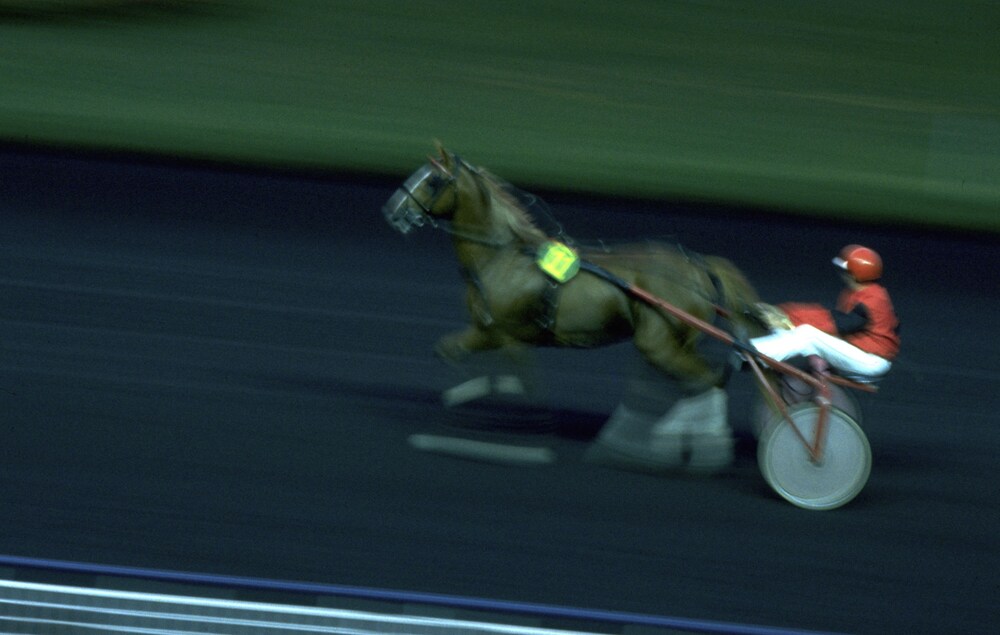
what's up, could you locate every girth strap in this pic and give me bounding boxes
[536,280,562,334]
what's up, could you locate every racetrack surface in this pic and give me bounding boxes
[1,147,998,634]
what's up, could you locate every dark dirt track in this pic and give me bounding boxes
[1,147,998,634]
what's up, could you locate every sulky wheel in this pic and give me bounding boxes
[757,404,871,510]
[751,378,862,439]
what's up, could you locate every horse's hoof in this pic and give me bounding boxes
[644,431,734,474]
[586,405,683,472]
[434,333,476,364]
[583,439,680,473]
[684,432,735,474]
[587,431,733,474]
[442,375,527,408]
[440,375,552,433]
[442,376,493,407]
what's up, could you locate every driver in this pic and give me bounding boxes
[748,244,900,381]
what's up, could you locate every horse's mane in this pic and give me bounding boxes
[474,167,549,245]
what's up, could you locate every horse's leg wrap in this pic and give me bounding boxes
[441,374,527,408]
[584,404,666,471]
[650,387,733,473]
[587,387,733,474]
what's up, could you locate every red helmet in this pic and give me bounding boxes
[832,244,882,282]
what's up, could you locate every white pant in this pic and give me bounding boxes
[750,324,891,380]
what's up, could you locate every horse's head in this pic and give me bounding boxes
[382,144,481,235]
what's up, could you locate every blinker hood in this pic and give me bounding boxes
[382,163,437,234]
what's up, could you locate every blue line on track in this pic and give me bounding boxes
[0,554,848,635]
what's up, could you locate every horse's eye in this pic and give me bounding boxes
[428,174,445,190]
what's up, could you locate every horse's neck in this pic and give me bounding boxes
[450,174,546,270]
[452,204,514,270]
[451,186,519,258]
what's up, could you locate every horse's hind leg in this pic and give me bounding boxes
[589,380,734,474]
[588,324,734,474]
[649,386,733,473]
[584,355,683,472]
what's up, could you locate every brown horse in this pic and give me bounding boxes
[384,145,765,471]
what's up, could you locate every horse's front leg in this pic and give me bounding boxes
[434,324,503,365]
[434,325,537,409]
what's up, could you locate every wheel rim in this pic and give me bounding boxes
[758,405,871,510]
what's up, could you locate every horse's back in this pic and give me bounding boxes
[583,242,760,328]
[584,242,718,306]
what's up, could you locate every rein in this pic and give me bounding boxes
[440,221,516,249]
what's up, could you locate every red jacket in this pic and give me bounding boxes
[780,283,900,360]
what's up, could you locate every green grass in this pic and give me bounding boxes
[2,0,998,231]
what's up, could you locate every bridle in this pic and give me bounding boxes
[382,162,455,234]
[382,157,514,248]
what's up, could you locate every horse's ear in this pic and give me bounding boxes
[433,139,450,162]
[427,154,452,178]
[434,139,457,168]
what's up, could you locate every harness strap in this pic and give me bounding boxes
[578,259,731,331]
[459,266,495,326]
[513,245,563,337]
[679,246,730,319]
[536,280,562,334]
[523,250,733,342]
[706,271,730,319]
[578,259,630,291]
